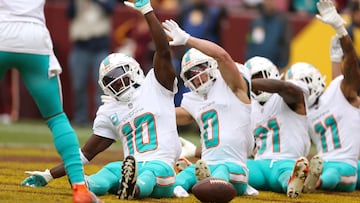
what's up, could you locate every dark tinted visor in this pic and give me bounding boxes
[102,65,130,86]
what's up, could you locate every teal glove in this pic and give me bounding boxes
[124,0,153,15]
[21,169,53,187]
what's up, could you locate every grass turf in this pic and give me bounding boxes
[1,120,360,202]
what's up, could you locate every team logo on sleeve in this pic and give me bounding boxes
[110,113,119,125]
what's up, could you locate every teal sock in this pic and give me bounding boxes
[46,113,84,184]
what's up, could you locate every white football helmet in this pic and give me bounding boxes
[98,53,145,102]
[180,48,218,96]
[285,62,325,106]
[245,56,281,102]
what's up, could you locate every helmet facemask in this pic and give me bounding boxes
[307,74,325,106]
[250,71,273,103]
[101,65,134,102]
[285,62,325,107]
[245,56,281,103]
[183,62,216,96]
[181,48,217,96]
[99,53,144,103]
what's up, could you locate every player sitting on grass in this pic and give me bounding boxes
[161,18,255,198]
[245,56,311,198]
[285,0,360,193]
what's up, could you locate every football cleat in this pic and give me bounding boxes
[195,160,210,181]
[287,157,309,198]
[175,157,192,173]
[303,154,323,193]
[72,183,103,203]
[117,155,138,200]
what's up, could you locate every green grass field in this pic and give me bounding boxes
[1,120,360,202]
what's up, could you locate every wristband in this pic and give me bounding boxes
[335,26,348,37]
[43,169,54,182]
[139,3,153,15]
[79,149,89,164]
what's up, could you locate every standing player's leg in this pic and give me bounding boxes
[17,53,101,202]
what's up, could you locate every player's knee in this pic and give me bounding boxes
[87,177,111,196]
[321,169,340,190]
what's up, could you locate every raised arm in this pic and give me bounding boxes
[339,35,360,102]
[162,19,250,104]
[330,35,343,79]
[126,0,176,90]
[316,0,360,107]
[186,37,248,98]
[252,78,306,115]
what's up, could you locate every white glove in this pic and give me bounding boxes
[21,169,53,187]
[316,0,347,36]
[162,19,190,46]
[101,95,116,103]
[124,0,153,15]
[179,137,196,158]
[330,35,343,62]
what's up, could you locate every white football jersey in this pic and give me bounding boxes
[181,70,253,168]
[0,0,53,54]
[308,76,360,168]
[93,69,181,166]
[252,81,311,160]
[0,0,46,24]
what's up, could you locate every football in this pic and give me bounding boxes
[192,177,237,203]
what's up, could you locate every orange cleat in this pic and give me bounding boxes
[175,157,192,173]
[287,157,309,198]
[72,183,104,203]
